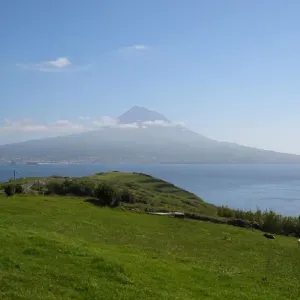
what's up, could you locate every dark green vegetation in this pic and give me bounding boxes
[3,183,23,196]
[218,206,300,237]
[1,106,300,164]
[0,194,300,299]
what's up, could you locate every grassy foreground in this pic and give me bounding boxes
[0,194,300,299]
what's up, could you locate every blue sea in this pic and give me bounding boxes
[1,164,300,216]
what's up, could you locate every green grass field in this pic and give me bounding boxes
[0,194,299,299]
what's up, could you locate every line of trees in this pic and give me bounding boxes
[218,206,300,236]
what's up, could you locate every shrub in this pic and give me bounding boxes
[43,178,138,208]
[45,179,96,197]
[4,184,15,196]
[15,184,24,194]
[119,188,136,203]
[95,183,119,207]
[218,205,300,236]
[45,181,65,195]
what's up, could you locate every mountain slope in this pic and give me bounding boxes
[0,107,299,164]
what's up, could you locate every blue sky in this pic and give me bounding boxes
[1,0,300,153]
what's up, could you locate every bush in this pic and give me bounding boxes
[95,183,119,207]
[4,184,15,196]
[45,181,65,195]
[218,205,300,237]
[119,188,136,203]
[43,178,137,208]
[15,184,24,194]
[45,179,96,197]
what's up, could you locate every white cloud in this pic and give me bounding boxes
[118,44,149,54]
[0,118,86,134]
[119,123,139,129]
[1,117,183,133]
[142,120,184,127]
[92,116,118,127]
[78,116,91,121]
[0,116,184,144]
[91,117,183,129]
[129,45,148,51]
[2,119,47,132]
[0,117,140,137]
[45,57,71,68]
[92,116,139,129]
[16,57,90,73]
[54,120,73,126]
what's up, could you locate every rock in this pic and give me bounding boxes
[250,221,261,230]
[173,212,185,219]
[227,218,262,230]
[263,233,275,239]
[227,218,249,228]
[185,213,226,224]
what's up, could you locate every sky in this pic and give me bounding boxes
[1,0,300,153]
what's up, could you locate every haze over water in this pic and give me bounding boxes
[1,164,300,217]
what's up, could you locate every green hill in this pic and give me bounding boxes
[0,195,299,299]
[88,171,217,215]
[2,171,218,216]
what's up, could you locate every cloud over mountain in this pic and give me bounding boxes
[0,108,184,145]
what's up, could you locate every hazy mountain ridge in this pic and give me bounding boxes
[0,107,300,164]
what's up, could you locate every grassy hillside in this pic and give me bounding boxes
[3,171,218,216]
[88,171,217,215]
[0,194,300,299]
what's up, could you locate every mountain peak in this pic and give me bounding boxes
[118,106,170,124]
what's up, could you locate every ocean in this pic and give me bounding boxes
[1,163,300,216]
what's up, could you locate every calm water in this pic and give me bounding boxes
[1,164,300,216]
